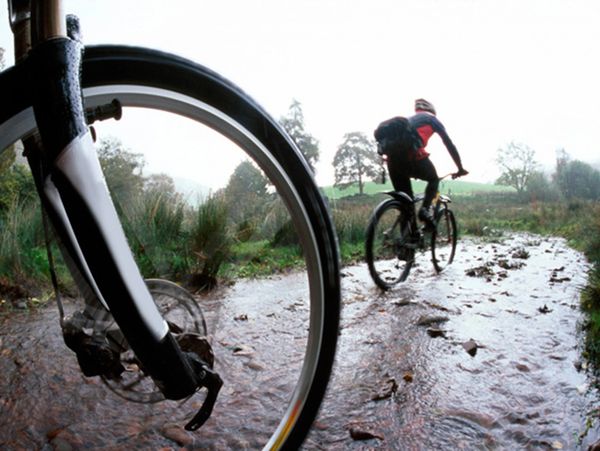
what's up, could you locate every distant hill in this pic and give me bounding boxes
[321,179,514,200]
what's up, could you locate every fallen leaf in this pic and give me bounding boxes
[349,427,384,441]
[372,378,398,400]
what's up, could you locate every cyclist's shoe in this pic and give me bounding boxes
[397,247,410,261]
[397,246,416,262]
[418,207,435,231]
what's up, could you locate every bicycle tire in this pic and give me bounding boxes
[365,199,414,289]
[431,207,457,272]
[0,45,340,450]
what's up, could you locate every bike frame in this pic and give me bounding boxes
[378,173,454,237]
[3,0,201,401]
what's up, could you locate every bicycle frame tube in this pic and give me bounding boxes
[8,0,31,60]
[31,0,66,42]
[5,1,202,400]
[10,0,66,50]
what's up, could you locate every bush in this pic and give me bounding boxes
[271,219,298,247]
[189,193,232,289]
[235,219,257,243]
[582,266,600,362]
[332,203,370,245]
[119,189,189,279]
[526,171,561,202]
[0,197,45,282]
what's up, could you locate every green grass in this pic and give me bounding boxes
[322,179,514,200]
[222,240,304,277]
[339,241,365,264]
[0,197,46,283]
[120,189,190,279]
[582,266,600,364]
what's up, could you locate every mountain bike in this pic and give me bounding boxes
[365,173,460,290]
[0,1,340,449]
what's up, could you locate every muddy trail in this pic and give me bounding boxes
[1,234,599,450]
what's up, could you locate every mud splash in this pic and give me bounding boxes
[0,233,598,449]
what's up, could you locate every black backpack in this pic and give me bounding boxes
[373,116,422,156]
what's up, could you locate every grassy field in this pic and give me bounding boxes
[322,179,515,199]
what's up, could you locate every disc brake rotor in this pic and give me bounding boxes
[101,279,211,403]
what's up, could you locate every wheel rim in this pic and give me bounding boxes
[87,85,327,449]
[2,82,333,448]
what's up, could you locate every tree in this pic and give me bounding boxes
[526,170,560,202]
[225,160,268,198]
[332,132,380,194]
[495,141,538,194]
[224,160,269,223]
[280,99,320,173]
[554,150,600,200]
[97,137,145,202]
[144,173,177,197]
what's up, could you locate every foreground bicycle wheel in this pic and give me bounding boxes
[365,199,414,289]
[0,45,340,450]
[431,207,457,272]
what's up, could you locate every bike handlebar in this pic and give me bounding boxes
[440,169,469,181]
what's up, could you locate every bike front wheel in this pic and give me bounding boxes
[0,45,340,450]
[431,207,457,272]
[365,199,414,289]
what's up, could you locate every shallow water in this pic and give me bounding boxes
[0,233,598,449]
[308,233,598,450]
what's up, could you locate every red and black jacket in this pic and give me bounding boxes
[409,111,462,168]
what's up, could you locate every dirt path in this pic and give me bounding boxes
[0,233,598,450]
[308,233,598,450]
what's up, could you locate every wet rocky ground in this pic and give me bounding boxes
[1,233,599,450]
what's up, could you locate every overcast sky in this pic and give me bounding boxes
[1,0,599,187]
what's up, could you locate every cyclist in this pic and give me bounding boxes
[385,98,468,227]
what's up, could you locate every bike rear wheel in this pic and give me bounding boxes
[0,45,340,450]
[431,207,457,272]
[365,199,414,289]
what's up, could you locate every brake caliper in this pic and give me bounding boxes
[177,334,223,431]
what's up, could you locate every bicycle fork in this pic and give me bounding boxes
[20,9,221,430]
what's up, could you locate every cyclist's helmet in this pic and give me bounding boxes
[414,98,436,115]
